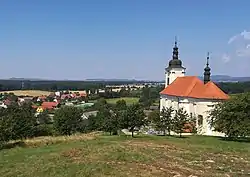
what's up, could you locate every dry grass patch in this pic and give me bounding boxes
[6,132,101,148]
[0,90,52,97]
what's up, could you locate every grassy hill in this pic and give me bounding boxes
[0,134,249,177]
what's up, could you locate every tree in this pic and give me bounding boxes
[121,104,146,137]
[53,106,85,135]
[150,107,173,135]
[209,92,250,138]
[115,99,127,111]
[102,111,120,135]
[0,104,37,141]
[151,106,173,135]
[172,108,188,137]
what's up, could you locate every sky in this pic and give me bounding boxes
[1,0,250,80]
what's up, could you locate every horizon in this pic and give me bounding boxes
[1,1,250,80]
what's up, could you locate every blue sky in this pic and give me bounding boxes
[1,0,250,80]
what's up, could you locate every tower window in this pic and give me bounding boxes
[172,72,176,74]
[167,77,170,85]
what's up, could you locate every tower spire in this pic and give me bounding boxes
[172,36,179,60]
[204,52,211,84]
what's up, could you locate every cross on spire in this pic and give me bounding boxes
[206,52,210,67]
[174,36,177,47]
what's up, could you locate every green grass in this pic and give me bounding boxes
[106,97,139,105]
[0,134,250,177]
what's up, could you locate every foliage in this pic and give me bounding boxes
[139,85,163,108]
[218,82,250,94]
[172,108,189,137]
[36,110,51,124]
[188,113,197,134]
[115,99,127,111]
[0,104,37,142]
[209,92,250,138]
[150,107,173,135]
[53,106,85,135]
[121,104,147,137]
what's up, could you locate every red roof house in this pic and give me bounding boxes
[41,102,59,110]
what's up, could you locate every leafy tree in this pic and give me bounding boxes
[121,104,146,137]
[53,106,85,135]
[172,108,188,137]
[34,110,53,137]
[115,99,127,111]
[94,107,111,131]
[102,111,120,135]
[151,107,173,135]
[0,104,36,141]
[209,92,250,138]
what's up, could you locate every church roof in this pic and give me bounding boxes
[160,76,229,100]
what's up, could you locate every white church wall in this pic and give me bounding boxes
[160,95,225,136]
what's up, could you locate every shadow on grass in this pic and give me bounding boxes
[0,141,26,150]
[218,137,250,143]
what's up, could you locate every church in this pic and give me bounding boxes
[160,40,229,136]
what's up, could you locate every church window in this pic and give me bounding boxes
[172,72,176,74]
[198,115,203,126]
[167,77,170,85]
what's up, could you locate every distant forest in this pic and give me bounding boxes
[0,80,249,94]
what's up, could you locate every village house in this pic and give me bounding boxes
[160,39,229,136]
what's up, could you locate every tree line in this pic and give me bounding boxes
[1,92,250,147]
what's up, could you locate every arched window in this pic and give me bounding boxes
[167,77,170,85]
[198,115,203,126]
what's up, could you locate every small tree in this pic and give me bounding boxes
[161,106,173,135]
[115,99,127,111]
[121,104,146,137]
[102,111,120,135]
[53,106,85,135]
[209,92,250,139]
[150,107,173,135]
[172,108,188,137]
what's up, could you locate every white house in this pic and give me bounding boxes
[160,39,229,136]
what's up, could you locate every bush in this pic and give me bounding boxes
[53,106,86,135]
[33,124,54,137]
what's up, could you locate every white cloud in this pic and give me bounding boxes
[240,30,250,40]
[225,30,250,59]
[222,54,231,63]
[228,35,239,44]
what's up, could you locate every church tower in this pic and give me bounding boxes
[204,52,211,84]
[165,37,186,88]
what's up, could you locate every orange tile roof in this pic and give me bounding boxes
[160,76,229,100]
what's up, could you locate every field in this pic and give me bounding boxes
[0,134,249,177]
[106,97,139,105]
[0,90,52,97]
